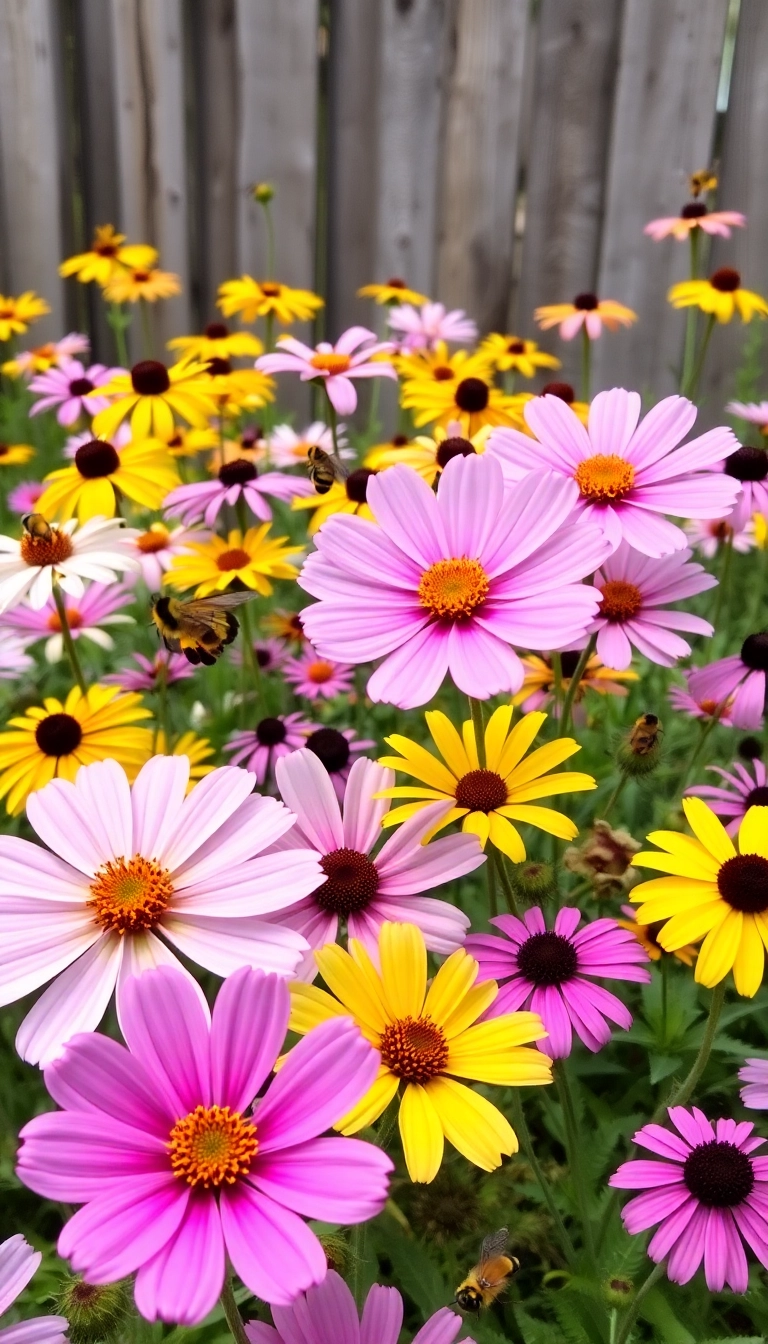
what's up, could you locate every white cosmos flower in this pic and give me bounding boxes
[0,515,140,614]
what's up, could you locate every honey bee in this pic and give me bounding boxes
[21,513,54,541]
[307,444,348,495]
[689,170,717,198]
[628,712,663,755]
[454,1229,519,1313]
[151,592,258,666]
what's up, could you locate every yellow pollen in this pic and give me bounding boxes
[20,528,74,568]
[418,557,489,620]
[310,352,352,375]
[46,608,82,632]
[574,454,636,503]
[307,659,334,683]
[168,1104,257,1188]
[88,855,174,934]
[216,547,251,571]
[598,579,643,623]
[137,527,170,554]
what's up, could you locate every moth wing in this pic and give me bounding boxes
[478,1229,509,1267]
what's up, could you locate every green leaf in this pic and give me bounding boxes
[649,1052,683,1084]
[369,1221,447,1320]
[639,1287,695,1343]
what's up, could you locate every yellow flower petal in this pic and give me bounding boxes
[505,772,597,803]
[732,915,765,998]
[315,942,389,1036]
[336,1067,400,1135]
[463,811,490,847]
[484,705,514,772]
[504,738,580,789]
[447,1018,551,1084]
[496,711,548,778]
[440,981,499,1040]
[379,922,427,1019]
[655,901,725,950]
[633,852,720,881]
[631,875,715,903]
[423,948,478,1029]
[739,806,768,859]
[461,719,480,770]
[288,983,347,1035]
[424,710,471,779]
[695,908,743,988]
[487,812,526,860]
[499,804,577,840]
[399,1082,444,1183]
[425,1076,517,1171]
[683,797,737,864]
[381,734,457,793]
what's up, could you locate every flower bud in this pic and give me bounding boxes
[55,1278,131,1344]
[617,712,663,777]
[564,821,641,896]
[602,1275,634,1308]
[252,182,275,203]
[317,1234,349,1275]
[510,860,558,903]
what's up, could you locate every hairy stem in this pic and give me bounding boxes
[614,1260,666,1344]
[52,583,88,696]
[220,1276,249,1344]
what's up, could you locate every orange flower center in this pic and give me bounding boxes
[260,283,282,297]
[418,557,489,620]
[574,454,636,503]
[598,579,643,623]
[216,547,251,571]
[20,528,74,568]
[432,366,455,381]
[137,528,170,554]
[0,308,15,320]
[379,1015,448,1083]
[88,855,174,933]
[47,608,83,632]
[168,1104,258,1188]
[307,659,335,683]
[310,353,352,375]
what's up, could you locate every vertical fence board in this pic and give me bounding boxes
[436,0,529,333]
[0,0,65,339]
[188,0,238,327]
[514,0,623,389]
[591,0,729,399]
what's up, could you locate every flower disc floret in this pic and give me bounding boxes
[256,716,288,746]
[574,454,636,503]
[417,557,490,620]
[306,727,350,772]
[710,267,741,293]
[599,579,643,622]
[169,1104,258,1188]
[741,632,768,671]
[317,848,380,916]
[310,352,351,374]
[379,1015,449,1083]
[454,768,507,812]
[131,360,170,395]
[725,446,768,482]
[683,1140,754,1206]
[35,712,83,756]
[219,458,258,486]
[20,527,73,568]
[716,853,768,913]
[217,547,252,571]
[88,855,174,932]
[516,930,579,985]
[74,441,121,479]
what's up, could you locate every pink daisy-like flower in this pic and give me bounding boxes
[684,515,755,558]
[0,755,323,1066]
[29,358,123,426]
[588,542,716,671]
[125,521,204,591]
[728,400,768,431]
[487,388,741,557]
[739,1059,768,1109]
[299,454,610,710]
[7,481,44,515]
[686,757,768,836]
[305,726,374,801]
[465,906,650,1057]
[688,637,768,730]
[0,1235,68,1344]
[103,649,195,692]
[267,421,353,469]
[11,332,90,379]
[284,647,355,701]
[668,673,735,726]
[0,635,34,681]
[257,327,396,416]
[644,204,746,241]
[246,1269,471,1344]
[16,965,391,1322]
[230,636,289,674]
[225,713,316,786]
[269,750,482,975]
[387,302,478,351]
[610,1105,768,1293]
[1,581,134,664]
[715,442,768,530]
[163,460,311,528]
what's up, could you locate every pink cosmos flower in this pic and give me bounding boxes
[668,674,736,726]
[465,907,650,1057]
[588,542,716,671]
[728,400,768,429]
[610,1105,768,1292]
[163,460,311,528]
[246,1270,472,1344]
[387,302,478,351]
[257,327,396,416]
[305,726,374,800]
[644,206,746,241]
[739,1059,768,1109]
[16,965,391,1322]
[267,421,353,469]
[688,637,768,730]
[7,482,44,515]
[284,647,355,701]
[103,650,195,692]
[0,1235,68,1344]
[268,750,482,976]
[0,755,323,1066]
[684,515,755,557]
[1,581,134,663]
[714,442,768,530]
[686,758,768,835]
[299,454,611,710]
[125,521,205,591]
[12,332,90,379]
[488,389,741,557]
[29,358,123,426]
[225,713,316,785]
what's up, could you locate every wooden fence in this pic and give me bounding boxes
[0,0,765,419]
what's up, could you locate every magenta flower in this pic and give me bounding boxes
[29,358,123,426]
[714,443,768,530]
[588,542,716,670]
[465,906,650,1057]
[299,454,610,710]
[644,207,746,241]
[686,757,768,835]
[7,481,44,515]
[246,1269,471,1344]
[688,636,768,730]
[267,750,481,976]
[0,1235,68,1344]
[610,1106,768,1292]
[17,965,391,1322]
[284,647,355,701]
[225,712,316,785]
[1,581,134,663]
[668,673,736,726]
[487,389,740,557]
[257,327,396,416]
[103,649,195,692]
[684,515,755,557]
[163,460,311,528]
[739,1059,768,1109]
[387,302,478,351]
[0,756,323,1066]
[305,726,374,800]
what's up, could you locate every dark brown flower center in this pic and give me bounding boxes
[305,727,350,773]
[739,736,764,761]
[541,381,575,403]
[573,292,598,310]
[131,360,171,395]
[454,377,490,413]
[69,377,95,396]
[256,716,287,746]
[506,339,526,354]
[436,436,476,468]
[316,848,379,916]
[216,548,251,572]
[95,243,118,257]
[391,434,409,447]
[717,852,768,914]
[75,440,120,479]
[345,468,375,504]
[260,283,281,297]
[681,202,708,219]
[710,267,741,293]
[559,650,582,678]
[380,1015,448,1082]
[746,786,768,808]
[219,458,257,486]
[432,366,454,382]
[517,929,579,986]
[207,357,232,377]
[386,277,406,288]
[683,1140,754,1206]
[255,647,273,669]
[725,446,768,482]
[35,712,83,757]
[205,322,229,339]
[455,768,507,813]
[741,632,768,672]
[0,445,8,457]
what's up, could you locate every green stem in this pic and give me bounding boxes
[680,231,701,394]
[264,311,275,355]
[660,954,669,1048]
[558,634,596,737]
[326,397,344,469]
[504,369,517,395]
[487,848,499,918]
[602,773,628,822]
[556,1060,596,1267]
[220,1276,249,1344]
[710,531,733,636]
[52,583,87,695]
[581,328,591,403]
[509,1091,576,1265]
[107,302,130,368]
[239,599,264,709]
[551,651,563,717]
[261,199,276,279]
[139,297,153,358]
[614,1260,666,1344]
[655,980,725,1120]
[492,849,520,916]
[682,312,716,401]
[350,1223,367,1310]
[676,705,723,794]
[469,696,487,765]
[153,663,169,753]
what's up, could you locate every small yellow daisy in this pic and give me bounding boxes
[92,359,216,441]
[0,292,50,342]
[358,279,429,306]
[103,266,181,304]
[59,225,157,287]
[668,268,768,323]
[37,437,179,523]
[480,334,562,378]
[217,276,324,325]
[164,526,301,598]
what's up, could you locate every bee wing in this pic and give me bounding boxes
[478,1229,509,1265]
[331,455,350,482]
[184,592,259,615]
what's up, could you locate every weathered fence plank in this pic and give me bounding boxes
[592,0,729,400]
[436,0,530,334]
